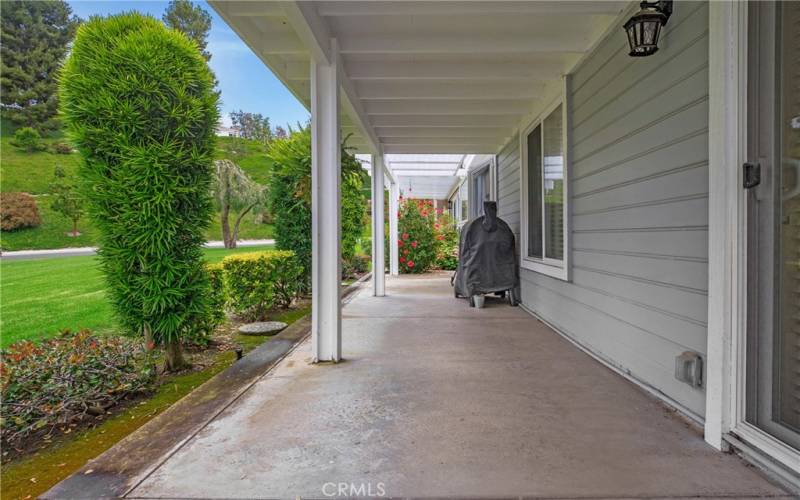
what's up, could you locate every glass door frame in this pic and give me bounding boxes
[706,0,800,480]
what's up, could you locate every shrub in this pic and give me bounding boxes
[435,212,459,271]
[267,128,367,291]
[222,250,301,320]
[397,198,438,273]
[343,253,369,280]
[52,142,73,154]
[10,127,45,152]
[59,13,219,371]
[0,330,155,448]
[49,165,84,236]
[186,263,227,344]
[0,192,42,231]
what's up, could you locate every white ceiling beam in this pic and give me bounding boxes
[391,170,460,177]
[371,115,521,128]
[338,36,588,55]
[364,99,534,116]
[377,126,512,138]
[282,2,331,64]
[385,145,500,154]
[345,60,562,81]
[224,1,287,17]
[381,137,507,146]
[317,1,626,16]
[356,81,543,100]
[279,1,386,173]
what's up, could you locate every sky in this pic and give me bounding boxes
[67,1,310,129]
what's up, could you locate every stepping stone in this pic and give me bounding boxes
[238,321,287,336]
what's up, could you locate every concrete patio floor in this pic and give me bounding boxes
[128,273,788,499]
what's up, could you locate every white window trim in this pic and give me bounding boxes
[518,78,570,281]
[468,157,497,219]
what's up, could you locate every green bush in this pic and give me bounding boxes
[1,192,42,231]
[59,13,219,371]
[267,128,367,291]
[397,198,438,273]
[222,250,300,321]
[0,330,155,448]
[342,252,369,279]
[186,263,227,344]
[10,127,45,152]
[435,212,459,270]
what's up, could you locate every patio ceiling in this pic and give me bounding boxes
[210,1,627,156]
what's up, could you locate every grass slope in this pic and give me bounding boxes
[1,121,275,250]
[0,245,273,347]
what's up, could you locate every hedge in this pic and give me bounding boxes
[222,250,300,321]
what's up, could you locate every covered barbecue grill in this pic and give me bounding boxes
[453,201,519,307]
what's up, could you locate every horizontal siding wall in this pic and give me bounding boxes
[501,2,710,418]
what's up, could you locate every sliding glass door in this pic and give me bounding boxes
[745,0,800,452]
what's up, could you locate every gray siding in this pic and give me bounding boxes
[498,2,710,417]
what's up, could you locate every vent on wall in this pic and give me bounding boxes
[675,351,703,388]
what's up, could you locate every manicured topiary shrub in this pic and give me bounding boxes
[397,198,438,273]
[59,13,219,371]
[1,192,42,231]
[222,250,300,320]
[267,128,367,291]
[185,263,227,344]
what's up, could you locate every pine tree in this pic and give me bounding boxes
[0,0,79,131]
[163,0,212,61]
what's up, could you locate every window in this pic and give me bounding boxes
[521,100,568,280]
[469,160,495,219]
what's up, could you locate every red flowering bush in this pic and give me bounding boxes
[0,331,155,448]
[397,198,437,273]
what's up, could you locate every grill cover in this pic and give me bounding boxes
[454,201,519,299]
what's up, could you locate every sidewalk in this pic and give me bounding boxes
[0,239,275,261]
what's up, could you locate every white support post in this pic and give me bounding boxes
[311,39,341,362]
[389,181,399,276]
[371,155,386,296]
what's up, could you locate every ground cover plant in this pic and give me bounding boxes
[60,12,219,371]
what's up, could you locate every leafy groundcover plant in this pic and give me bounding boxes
[59,13,219,371]
[0,331,155,452]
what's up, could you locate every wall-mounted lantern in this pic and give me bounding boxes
[623,1,673,57]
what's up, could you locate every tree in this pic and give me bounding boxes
[274,126,288,139]
[162,0,212,61]
[213,159,266,248]
[49,165,84,236]
[229,110,273,143]
[267,127,367,290]
[0,0,79,131]
[10,127,45,152]
[60,13,219,372]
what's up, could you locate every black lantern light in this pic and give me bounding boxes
[623,1,673,57]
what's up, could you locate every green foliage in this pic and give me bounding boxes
[162,0,212,61]
[0,330,156,448]
[187,263,227,344]
[0,0,80,131]
[11,127,45,152]
[229,110,272,143]
[213,159,267,247]
[51,141,73,154]
[398,198,438,273]
[59,13,219,359]
[0,192,41,231]
[435,212,459,270]
[49,165,84,235]
[222,250,300,320]
[266,127,367,289]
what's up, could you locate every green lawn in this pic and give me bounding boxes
[0,245,273,348]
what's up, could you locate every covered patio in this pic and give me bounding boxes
[124,274,785,498]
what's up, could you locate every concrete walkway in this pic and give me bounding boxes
[0,239,274,260]
[127,273,787,498]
